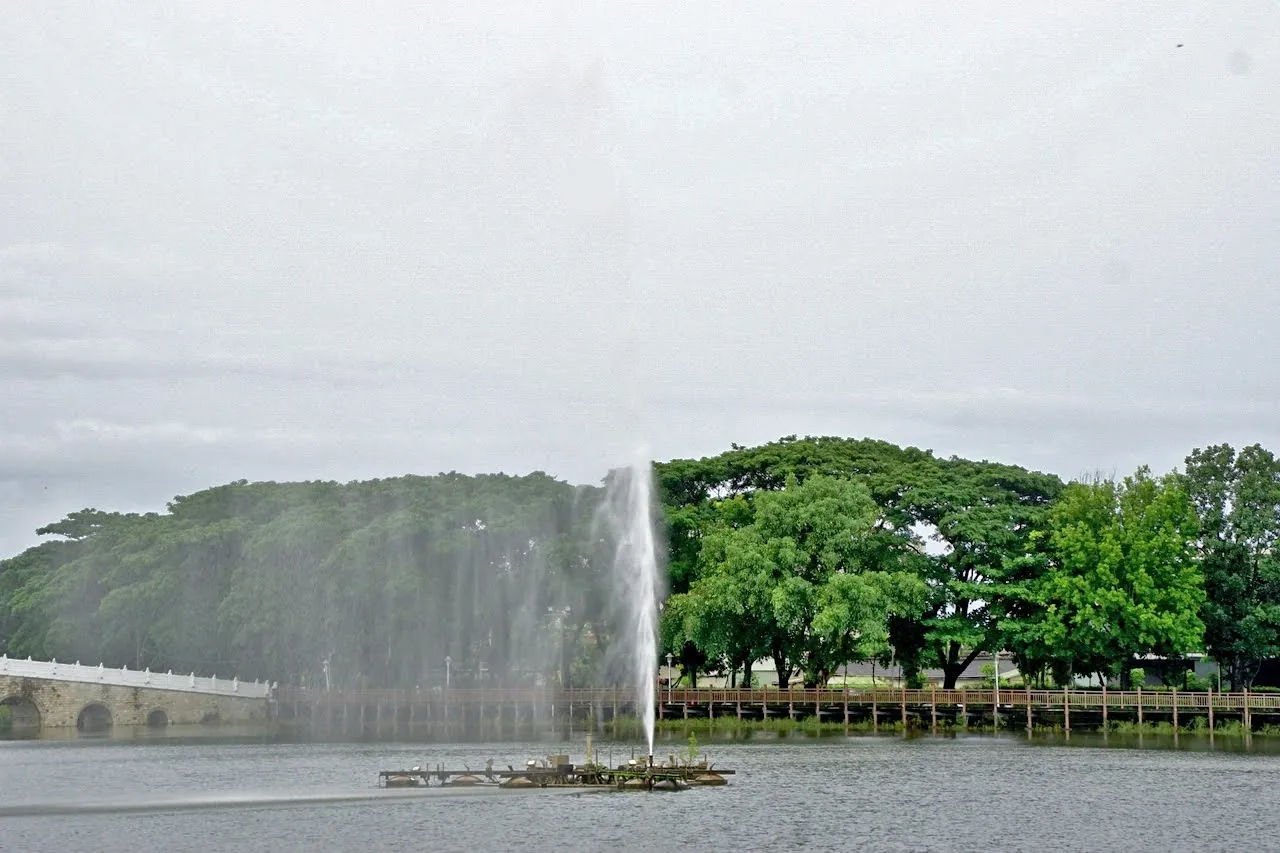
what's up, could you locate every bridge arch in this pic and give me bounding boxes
[76,702,113,734]
[1,694,42,731]
[146,708,169,727]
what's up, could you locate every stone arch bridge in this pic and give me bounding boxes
[0,656,273,733]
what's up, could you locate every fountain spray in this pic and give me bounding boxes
[605,450,662,759]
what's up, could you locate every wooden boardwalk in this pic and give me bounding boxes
[274,686,1280,736]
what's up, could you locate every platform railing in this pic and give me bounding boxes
[0,654,272,699]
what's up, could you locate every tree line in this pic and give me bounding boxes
[1,436,1277,692]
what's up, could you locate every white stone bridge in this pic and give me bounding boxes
[0,655,273,732]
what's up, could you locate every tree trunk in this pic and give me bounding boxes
[941,642,982,690]
[900,659,922,689]
[1227,655,1259,691]
[773,640,791,689]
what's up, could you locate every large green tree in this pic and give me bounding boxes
[900,457,1063,688]
[663,475,926,688]
[1185,444,1280,689]
[0,473,615,689]
[1003,468,1204,687]
[656,436,1062,688]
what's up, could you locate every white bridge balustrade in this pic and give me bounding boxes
[0,654,273,699]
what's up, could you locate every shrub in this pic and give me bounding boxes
[683,732,701,763]
[1184,672,1213,692]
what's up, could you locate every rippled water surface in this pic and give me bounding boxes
[3,732,1279,852]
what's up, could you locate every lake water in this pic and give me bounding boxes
[2,730,1279,852]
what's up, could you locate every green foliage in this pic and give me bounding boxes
[1129,668,1147,688]
[662,474,926,688]
[1002,468,1205,685]
[1184,671,1213,692]
[0,473,617,688]
[656,436,1064,689]
[1185,444,1280,690]
[905,458,1064,688]
[4,435,1268,698]
[683,732,699,763]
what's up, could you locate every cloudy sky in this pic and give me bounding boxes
[2,2,1277,554]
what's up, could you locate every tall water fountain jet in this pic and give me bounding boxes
[601,452,663,759]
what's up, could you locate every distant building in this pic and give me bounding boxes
[696,652,1019,689]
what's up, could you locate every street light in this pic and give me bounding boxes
[993,650,1001,730]
[445,655,452,689]
[561,605,572,689]
[666,652,674,704]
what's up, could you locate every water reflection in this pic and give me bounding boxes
[3,734,1278,852]
[7,722,1280,756]
[649,726,1280,754]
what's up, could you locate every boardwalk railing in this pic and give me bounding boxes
[0,654,272,699]
[666,687,1280,711]
[274,685,1280,712]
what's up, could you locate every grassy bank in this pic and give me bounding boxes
[1101,719,1280,737]
[607,715,894,738]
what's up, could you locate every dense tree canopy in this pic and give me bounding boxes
[656,436,1063,687]
[1001,469,1204,687]
[0,474,612,689]
[1185,444,1280,689]
[0,435,1271,691]
[663,475,925,688]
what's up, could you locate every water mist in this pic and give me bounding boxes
[602,453,663,758]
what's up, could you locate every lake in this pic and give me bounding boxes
[2,729,1278,852]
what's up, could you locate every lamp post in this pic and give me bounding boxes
[993,650,1001,730]
[666,652,674,703]
[445,655,452,689]
[562,605,572,689]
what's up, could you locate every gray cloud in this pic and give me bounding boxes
[3,1,1279,553]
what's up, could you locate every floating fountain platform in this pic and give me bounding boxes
[378,739,733,792]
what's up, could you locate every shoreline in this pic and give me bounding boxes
[7,716,1278,747]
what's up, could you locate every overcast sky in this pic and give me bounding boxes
[2,2,1278,555]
